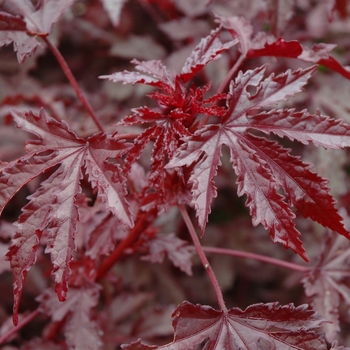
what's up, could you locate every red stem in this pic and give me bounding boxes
[197,246,310,272]
[217,54,246,95]
[199,54,246,128]
[96,213,150,280]
[178,205,227,313]
[43,36,105,133]
[0,308,40,345]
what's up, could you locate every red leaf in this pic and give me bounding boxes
[245,135,349,239]
[217,15,302,59]
[141,233,193,276]
[180,27,238,83]
[249,109,350,149]
[38,284,102,350]
[3,109,132,324]
[0,12,26,31]
[103,35,231,204]
[0,0,75,63]
[167,65,350,260]
[247,37,302,58]
[215,15,253,55]
[123,301,327,349]
[8,0,75,34]
[85,212,128,260]
[298,43,350,80]
[302,225,350,342]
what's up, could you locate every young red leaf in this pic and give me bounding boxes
[2,109,132,324]
[101,0,128,27]
[99,26,236,196]
[122,301,327,349]
[249,109,350,149]
[100,59,175,91]
[101,28,232,204]
[245,135,349,238]
[216,14,302,59]
[247,37,302,59]
[84,213,123,259]
[217,14,350,79]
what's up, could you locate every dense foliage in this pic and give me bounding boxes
[1,0,350,349]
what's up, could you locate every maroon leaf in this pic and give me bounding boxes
[141,233,193,276]
[217,14,350,80]
[302,226,350,342]
[85,212,128,260]
[245,135,349,238]
[247,37,302,58]
[100,59,175,90]
[167,65,350,260]
[101,29,232,205]
[0,12,26,31]
[122,301,327,349]
[0,0,75,63]
[3,109,132,324]
[180,27,238,82]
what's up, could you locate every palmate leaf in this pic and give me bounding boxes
[1,109,132,324]
[167,65,350,260]
[122,301,327,350]
[38,284,102,350]
[302,225,350,342]
[216,14,350,80]
[0,0,76,63]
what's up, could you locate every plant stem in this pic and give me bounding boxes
[0,308,40,345]
[178,205,227,313]
[96,212,151,280]
[197,246,310,272]
[217,54,246,94]
[43,37,105,133]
